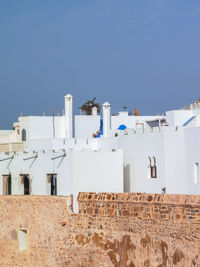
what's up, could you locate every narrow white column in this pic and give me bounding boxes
[65,94,73,138]
[103,102,111,137]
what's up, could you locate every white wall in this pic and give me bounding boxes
[73,149,123,193]
[75,115,100,138]
[117,126,200,195]
[0,131,15,144]
[19,116,65,141]
[166,110,193,126]
[72,149,123,210]
[0,149,73,196]
[117,127,165,194]
[0,144,124,211]
[183,127,200,194]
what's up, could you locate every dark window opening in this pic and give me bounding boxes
[22,129,26,141]
[151,166,157,178]
[51,175,57,195]
[24,176,30,195]
[7,175,11,194]
[148,156,157,179]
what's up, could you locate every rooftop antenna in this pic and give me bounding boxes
[52,106,55,138]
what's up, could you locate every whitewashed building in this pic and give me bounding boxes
[0,94,200,209]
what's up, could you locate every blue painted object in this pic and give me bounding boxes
[182,116,196,127]
[118,124,127,130]
[95,119,103,138]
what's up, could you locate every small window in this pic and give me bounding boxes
[21,175,30,195]
[22,129,26,141]
[47,174,57,195]
[24,176,30,195]
[18,229,28,251]
[151,166,157,178]
[3,175,12,195]
[151,157,157,178]
[194,163,199,184]
[148,156,157,179]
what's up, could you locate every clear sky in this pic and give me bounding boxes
[0,0,200,129]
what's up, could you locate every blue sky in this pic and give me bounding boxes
[0,0,200,129]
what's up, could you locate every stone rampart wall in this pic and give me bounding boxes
[0,194,200,266]
[78,192,200,221]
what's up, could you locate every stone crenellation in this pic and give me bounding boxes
[78,192,200,221]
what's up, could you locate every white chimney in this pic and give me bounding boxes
[92,106,97,116]
[65,94,73,138]
[103,102,111,137]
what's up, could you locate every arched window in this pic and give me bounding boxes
[22,129,26,141]
[24,176,30,195]
[148,157,152,167]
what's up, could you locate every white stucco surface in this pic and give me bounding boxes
[73,149,123,193]
[166,110,193,126]
[19,116,65,141]
[75,115,100,138]
[72,149,123,210]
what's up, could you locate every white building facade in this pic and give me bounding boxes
[1,95,200,208]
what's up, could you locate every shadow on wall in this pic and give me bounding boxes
[124,164,130,192]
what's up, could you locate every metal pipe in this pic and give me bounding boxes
[51,153,66,160]
[0,156,14,162]
[23,155,38,161]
